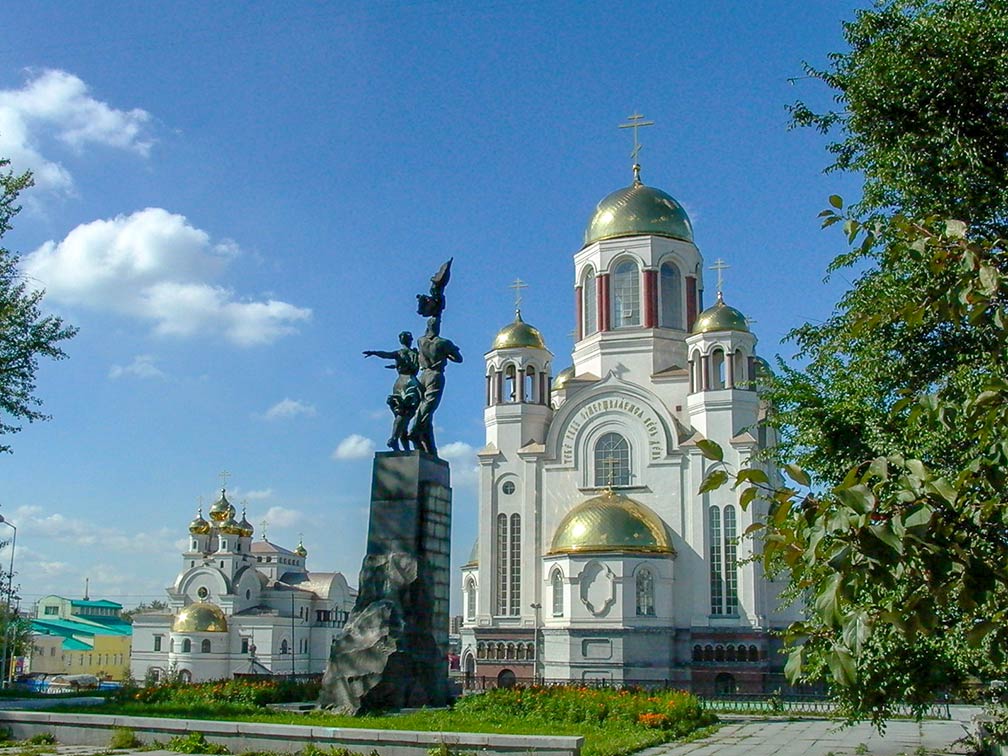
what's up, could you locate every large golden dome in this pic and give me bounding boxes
[692,293,750,335]
[584,178,693,247]
[492,311,547,351]
[208,489,233,523]
[172,602,228,633]
[549,489,672,555]
[553,366,574,391]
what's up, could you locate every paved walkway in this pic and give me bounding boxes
[639,714,980,756]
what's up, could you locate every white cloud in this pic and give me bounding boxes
[12,504,176,554]
[438,441,475,460]
[439,441,478,488]
[263,398,317,420]
[22,208,311,346]
[253,506,303,529]
[109,354,165,380]
[332,434,375,460]
[231,487,273,502]
[0,68,152,193]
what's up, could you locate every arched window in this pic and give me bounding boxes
[486,642,495,660]
[594,432,630,487]
[635,567,655,616]
[724,505,739,614]
[749,644,759,661]
[201,639,211,653]
[465,578,476,620]
[715,673,737,696]
[178,669,192,683]
[715,645,725,662]
[280,639,288,655]
[704,644,714,662]
[551,569,564,617]
[524,366,535,404]
[504,364,517,403]
[582,268,598,336]
[526,642,535,659]
[726,644,737,662]
[506,643,515,660]
[710,506,724,615]
[496,514,508,615]
[509,514,522,614]
[497,642,506,659]
[711,348,726,390]
[692,645,703,662]
[733,350,746,388]
[181,639,191,653]
[516,643,526,660]
[659,262,683,329]
[611,260,640,328]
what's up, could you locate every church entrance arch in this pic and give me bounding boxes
[714,672,736,696]
[497,669,517,688]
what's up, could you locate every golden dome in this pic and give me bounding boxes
[584,178,693,247]
[188,508,210,535]
[208,489,233,523]
[294,539,308,557]
[549,489,672,555]
[754,356,772,378]
[492,310,547,351]
[553,366,574,390]
[238,508,254,538]
[691,292,750,335]
[219,512,243,535]
[172,602,228,633]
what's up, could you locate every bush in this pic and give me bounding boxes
[114,678,321,709]
[167,732,229,754]
[454,686,715,737]
[27,733,56,745]
[109,727,141,749]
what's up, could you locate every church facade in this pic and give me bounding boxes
[459,165,800,694]
[130,490,356,683]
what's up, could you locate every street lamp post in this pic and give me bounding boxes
[0,516,17,688]
[529,603,542,684]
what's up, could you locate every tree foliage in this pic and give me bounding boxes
[0,159,77,453]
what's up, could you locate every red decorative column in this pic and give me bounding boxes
[686,276,698,330]
[574,285,583,341]
[643,269,658,328]
[599,274,610,332]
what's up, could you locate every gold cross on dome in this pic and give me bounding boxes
[619,113,655,177]
[509,278,528,313]
[218,470,231,490]
[710,259,730,297]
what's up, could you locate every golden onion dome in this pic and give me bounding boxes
[584,175,693,247]
[553,366,575,391]
[208,489,232,522]
[691,292,750,335]
[492,310,547,351]
[172,602,228,633]
[188,508,210,535]
[238,507,254,538]
[294,539,308,558]
[219,512,243,535]
[549,489,672,555]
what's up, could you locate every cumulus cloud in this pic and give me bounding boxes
[439,440,479,488]
[0,68,152,192]
[12,504,176,554]
[263,398,317,420]
[438,441,475,460]
[22,208,311,346]
[231,487,273,502]
[109,354,165,380]
[253,506,303,529]
[332,434,375,460]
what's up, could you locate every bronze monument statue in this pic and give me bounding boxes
[363,331,420,452]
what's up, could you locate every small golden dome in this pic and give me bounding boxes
[188,508,210,535]
[219,512,243,535]
[172,602,228,633]
[553,366,575,390]
[492,310,547,351]
[584,179,693,247]
[238,507,254,538]
[692,292,750,335]
[208,489,232,523]
[294,538,308,557]
[549,489,672,555]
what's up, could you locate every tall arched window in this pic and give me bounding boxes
[709,506,724,615]
[551,568,564,617]
[635,567,655,616]
[724,505,739,614]
[594,432,630,487]
[582,268,597,337]
[496,514,508,615]
[465,578,476,620]
[711,348,726,390]
[509,514,522,615]
[611,260,640,328]
[659,262,683,329]
[181,638,191,653]
[201,639,211,653]
[281,639,289,654]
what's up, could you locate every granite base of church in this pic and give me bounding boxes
[319,451,452,714]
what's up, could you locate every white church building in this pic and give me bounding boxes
[131,489,356,683]
[459,162,800,695]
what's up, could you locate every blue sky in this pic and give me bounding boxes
[2,1,865,611]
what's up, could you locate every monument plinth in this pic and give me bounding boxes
[319,451,452,713]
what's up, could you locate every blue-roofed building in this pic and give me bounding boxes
[28,595,132,680]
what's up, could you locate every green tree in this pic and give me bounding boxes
[0,159,77,453]
[121,599,167,624]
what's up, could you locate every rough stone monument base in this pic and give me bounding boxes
[319,451,452,714]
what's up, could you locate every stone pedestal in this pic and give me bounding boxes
[319,451,452,713]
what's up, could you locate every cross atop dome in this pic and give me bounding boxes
[618,112,654,183]
[710,258,730,298]
[508,277,528,315]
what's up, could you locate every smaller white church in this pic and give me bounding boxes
[130,489,356,683]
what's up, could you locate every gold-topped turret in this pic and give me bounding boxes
[691,292,750,335]
[238,506,254,538]
[188,508,210,535]
[294,537,308,558]
[492,310,548,351]
[209,488,233,523]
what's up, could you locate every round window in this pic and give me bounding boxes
[197,587,209,600]
[502,481,516,495]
